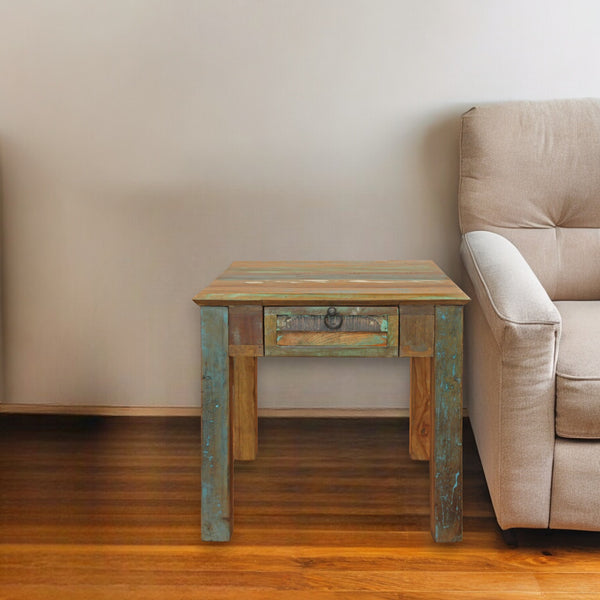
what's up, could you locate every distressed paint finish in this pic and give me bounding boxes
[267,306,394,323]
[195,262,469,544]
[278,314,387,332]
[193,261,470,306]
[431,305,463,543]
[264,306,398,357]
[201,306,232,542]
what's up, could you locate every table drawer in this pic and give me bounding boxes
[264,306,398,357]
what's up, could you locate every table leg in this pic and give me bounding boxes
[430,305,463,543]
[232,356,258,461]
[201,306,233,542]
[409,357,432,461]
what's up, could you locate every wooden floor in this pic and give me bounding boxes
[1,416,600,599]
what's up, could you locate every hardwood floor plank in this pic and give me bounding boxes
[14,587,593,600]
[1,415,600,598]
[3,542,600,574]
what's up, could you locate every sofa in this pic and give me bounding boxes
[459,98,600,531]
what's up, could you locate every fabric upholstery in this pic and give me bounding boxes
[550,439,600,531]
[459,99,600,300]
[459,98,600,532]
[554,301,600,439]
[461,231,559,529]
[461,231,561,341]
[462,276,554,529]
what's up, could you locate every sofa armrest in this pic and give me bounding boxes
[460,230,561,530]
[460,230,561,346]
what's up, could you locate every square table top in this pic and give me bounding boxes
[193,261,469,306]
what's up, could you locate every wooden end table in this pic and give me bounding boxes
[193,261,469,543]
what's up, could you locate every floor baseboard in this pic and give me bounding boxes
[0,403,410,418]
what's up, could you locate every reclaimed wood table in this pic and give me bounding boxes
[193,261,469,543]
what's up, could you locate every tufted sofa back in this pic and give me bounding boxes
[459,99,600,300]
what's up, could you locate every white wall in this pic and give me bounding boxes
[0,0,599,409]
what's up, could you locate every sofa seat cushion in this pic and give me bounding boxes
[554,301,600,439]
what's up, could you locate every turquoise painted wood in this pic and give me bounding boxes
[431,305,463,543]
[264,306,399,357]
[195,262,469,544]
[201,306,232,542]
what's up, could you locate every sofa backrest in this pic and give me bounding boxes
[459,99,600,300]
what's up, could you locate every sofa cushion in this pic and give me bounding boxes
[459,99,600,300]
[550,438,600,531]
[554,301,600,439]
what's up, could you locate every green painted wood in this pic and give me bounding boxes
[213,261,446,278]
[269,307,393,334]
[201,306,232,542]
[270,306,394,317]
[194,264,468,545]
[193,261,470,306]
[430,305,463,543]
[264,306,398,357]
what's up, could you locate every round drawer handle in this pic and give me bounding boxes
[324,307,343,330]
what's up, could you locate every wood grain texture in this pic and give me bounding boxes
[409,357,432,461]
[264,346,400,358]
[232,356,258,461]
[197,266,466,543]
[228,306,263,356]
[273,306,392,327]
[201,306,232,541]
[277,331,388,347]
[400,308,434,357]
[229,345,263,357]
[278,314,386,331]
[431,306,463,543]
[265,306,398,357]
[194,261,469,306]
[2,415,600,599]
[267,306,395,330]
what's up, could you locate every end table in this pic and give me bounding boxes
[194,261,469,543]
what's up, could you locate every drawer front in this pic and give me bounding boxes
[264,306,398,357]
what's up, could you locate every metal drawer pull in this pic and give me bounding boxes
[324,307,343,330]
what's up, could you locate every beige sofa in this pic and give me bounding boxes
[459,99,600,531]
